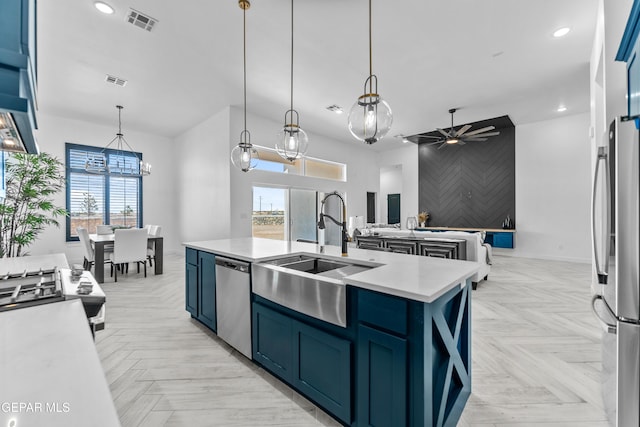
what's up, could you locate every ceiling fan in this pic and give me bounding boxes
[408,108,500,149]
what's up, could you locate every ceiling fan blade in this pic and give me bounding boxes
[455,124,472,137]
[458,140,466,146]
[468,131,500,138]
[407,135,442,144]
[463,137,488,142]
[462,126,495,137]
[436,128,450,137]
[437,142,448,150]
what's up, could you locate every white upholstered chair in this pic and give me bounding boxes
[146,225,161,268]
[109,228,148,282]
[77,227,112,271]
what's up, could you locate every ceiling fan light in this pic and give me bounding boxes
[446,137,459,144]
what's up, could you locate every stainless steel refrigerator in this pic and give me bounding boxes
[592,117,640,427]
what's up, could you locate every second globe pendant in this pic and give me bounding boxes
[276,0,308,161]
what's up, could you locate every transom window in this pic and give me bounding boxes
[65,143,143,241]
[252,146,347,182]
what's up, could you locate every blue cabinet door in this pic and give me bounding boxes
[198,251,216,331]
[357,324,407,427]
[293,322,351,424]
[252,303,294,383]
[185,261,198,317]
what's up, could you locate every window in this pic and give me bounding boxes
[65,143,143,241]
[252,146,346,182]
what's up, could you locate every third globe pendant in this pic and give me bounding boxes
[348,0,392,144]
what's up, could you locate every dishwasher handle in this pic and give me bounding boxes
[215,256,250,273]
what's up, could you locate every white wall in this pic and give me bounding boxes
[513,112,591,262]
[228,107,379,238]
[175,107,231,243]
[28,113,178,264]
[377,144,419,229]
[379,165,403,224]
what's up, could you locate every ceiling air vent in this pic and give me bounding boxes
[105,74,128,87]
[126,8,157,32]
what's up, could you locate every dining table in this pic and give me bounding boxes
[89,233,163,284]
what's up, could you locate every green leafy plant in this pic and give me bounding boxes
[80,192,99,216]
[0,152,67,257]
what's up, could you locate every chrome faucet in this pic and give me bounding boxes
[317,191,348,256]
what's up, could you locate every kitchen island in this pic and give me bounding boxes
[184,238,479,427]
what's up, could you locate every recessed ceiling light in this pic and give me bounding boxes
[557,106,567,112]
[94,2,115,14]
[326,105,343,114]
[553,27,570,38]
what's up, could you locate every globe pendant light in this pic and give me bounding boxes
[275,0,308,161]
[85,105,151,176]
[231,0,259,172]
[347,0,392,144]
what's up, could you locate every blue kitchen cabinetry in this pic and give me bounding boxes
[184,248,216,331]
[355,285,472,427]
[252,301,352,424]
[252,283,471,427]
[616,0,640,119]
[0,0,39,153]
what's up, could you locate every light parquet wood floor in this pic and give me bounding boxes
[95,253,609,427]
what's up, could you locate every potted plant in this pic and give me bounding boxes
[0,152,67,257]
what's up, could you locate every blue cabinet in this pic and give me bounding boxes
[252,303,294,383]
[486,231,514,248]
[293,322,351,424]
[616,0,640,118]
[185,258,198,317]
[252,302,352,425]
[184,248,216,332]
[0,0,39,153]
[198,251,217,331]
[357,324,407,427]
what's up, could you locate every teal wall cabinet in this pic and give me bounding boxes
[184,248,216,331]
[0,0,39,153]
[616,0,640,119]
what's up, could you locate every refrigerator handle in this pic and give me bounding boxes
[591,146,611,285]
[591,294,617,334]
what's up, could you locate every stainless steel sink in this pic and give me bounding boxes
[252,255,380,327]
[279,258,348,274]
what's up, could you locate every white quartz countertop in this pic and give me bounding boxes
[184,238,479,303]
[0,299,120,427]
[0,253,69,273]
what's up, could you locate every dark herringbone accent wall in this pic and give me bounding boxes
[418,125,515,228]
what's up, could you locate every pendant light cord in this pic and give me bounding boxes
[290,0,294,112]
[368,0,372,94]
[243,6,247,133]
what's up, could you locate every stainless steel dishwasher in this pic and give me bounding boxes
[215,256,252,359]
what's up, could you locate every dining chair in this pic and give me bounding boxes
[77,227,112,271]
[146,225,161,268]
[109,228,148,282]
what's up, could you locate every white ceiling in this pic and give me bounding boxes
[37,0,599,151]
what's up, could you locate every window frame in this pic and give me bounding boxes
[65,142,144,242]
